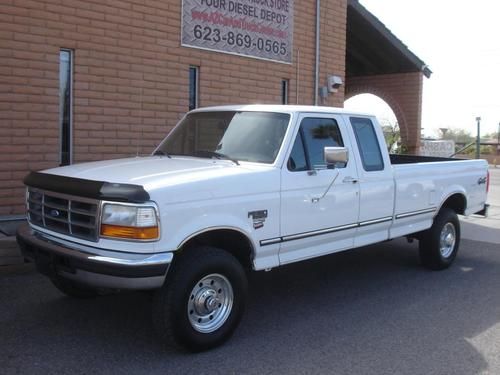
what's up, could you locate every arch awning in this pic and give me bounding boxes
[346,0,432,78]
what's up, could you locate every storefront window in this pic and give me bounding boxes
[281,79,289,104]
[59,49,72,166]
[189,66,199,111]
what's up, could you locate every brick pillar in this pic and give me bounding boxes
[345,72,424,154]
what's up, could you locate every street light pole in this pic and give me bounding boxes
[475,117,481,159]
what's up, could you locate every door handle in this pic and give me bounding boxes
[343,176,359,184]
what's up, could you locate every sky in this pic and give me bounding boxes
[344,0,500,138]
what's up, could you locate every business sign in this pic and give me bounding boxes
[181,0,294,63]
[420,140,455,157]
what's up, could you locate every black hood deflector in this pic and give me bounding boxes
[24,172,150,203]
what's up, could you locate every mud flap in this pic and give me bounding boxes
[475,204,489,217]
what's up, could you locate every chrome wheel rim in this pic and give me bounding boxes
[439,222,456,258]
[187,273,233,333]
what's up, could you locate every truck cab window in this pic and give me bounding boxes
[301,118,344,170]
[158,111,290,164]
[350,117,384,171]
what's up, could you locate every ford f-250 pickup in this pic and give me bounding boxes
[17,105,489,351]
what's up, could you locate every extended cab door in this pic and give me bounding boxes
[346,116,395,247]
[279,113,360,265]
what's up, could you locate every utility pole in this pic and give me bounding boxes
[475,117,481,159]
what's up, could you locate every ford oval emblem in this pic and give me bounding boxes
[50,209,60,218]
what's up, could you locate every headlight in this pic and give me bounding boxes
[100,203,159,240]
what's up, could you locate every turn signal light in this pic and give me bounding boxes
[100,224,159,240]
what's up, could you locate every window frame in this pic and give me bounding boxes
[158,110,291,165]
[281,79,289,105]
[287,116,346,172]
[350,116,385,172]
[189,66,199,111]
[287,127,309,172]
[59,48,73,166]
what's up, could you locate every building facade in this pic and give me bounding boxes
[0,0,428,216]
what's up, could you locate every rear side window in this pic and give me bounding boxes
[350,117,384,171]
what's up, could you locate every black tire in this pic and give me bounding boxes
[152,246,248,352]
[51,276,100,298]
[419,208,460,270]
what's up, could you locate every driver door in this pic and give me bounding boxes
[279,114,360,265]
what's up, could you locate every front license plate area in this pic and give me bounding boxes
[34,250,75,277]
[34,250,55,277]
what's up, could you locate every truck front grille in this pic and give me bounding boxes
[27,187,100,242]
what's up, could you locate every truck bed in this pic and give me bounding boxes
[390,155,487,227]
[390,154,464,164]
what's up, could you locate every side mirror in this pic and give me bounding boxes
[324,147,348,167]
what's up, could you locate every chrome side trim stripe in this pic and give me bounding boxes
[282,223,358,242]
[260,208,437,247]
[260,216,390,247]
[358,216,393,227]
[260,238,282,246]
[395,207,436,219]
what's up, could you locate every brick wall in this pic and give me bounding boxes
[345,72,424,154]
[0,0,347,215]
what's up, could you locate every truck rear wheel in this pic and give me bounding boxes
[419,208,460,270]
[152,246,247,352]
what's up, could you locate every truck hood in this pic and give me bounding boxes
[43,156,274,195]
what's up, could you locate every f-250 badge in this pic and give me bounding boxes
[248,210,268,230]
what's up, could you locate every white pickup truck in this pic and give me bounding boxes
[17,105,489,351]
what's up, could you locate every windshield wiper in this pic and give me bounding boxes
[153,150,171,158]
[193,150,240,165]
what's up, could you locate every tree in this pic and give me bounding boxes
[380,119,404,153]
[440,129,498,155]
[485,131,499,142]
[440,128,474,144]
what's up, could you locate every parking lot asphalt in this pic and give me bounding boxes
[1,236,499,375]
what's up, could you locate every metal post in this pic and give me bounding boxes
[475,117,481,159]
[314,0,320,106]
[497,122,500,156]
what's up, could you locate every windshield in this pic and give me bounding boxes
[156,111,290,164]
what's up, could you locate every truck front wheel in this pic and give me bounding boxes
[152,246,248,352]
[419,208,460,270]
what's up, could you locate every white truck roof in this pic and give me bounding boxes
[190,104,375,118]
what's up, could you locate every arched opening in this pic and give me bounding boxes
[344,1,430,155]
[345,93,407,153]
[344,74,424,155]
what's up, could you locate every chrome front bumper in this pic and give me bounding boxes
[16,223,173,290]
